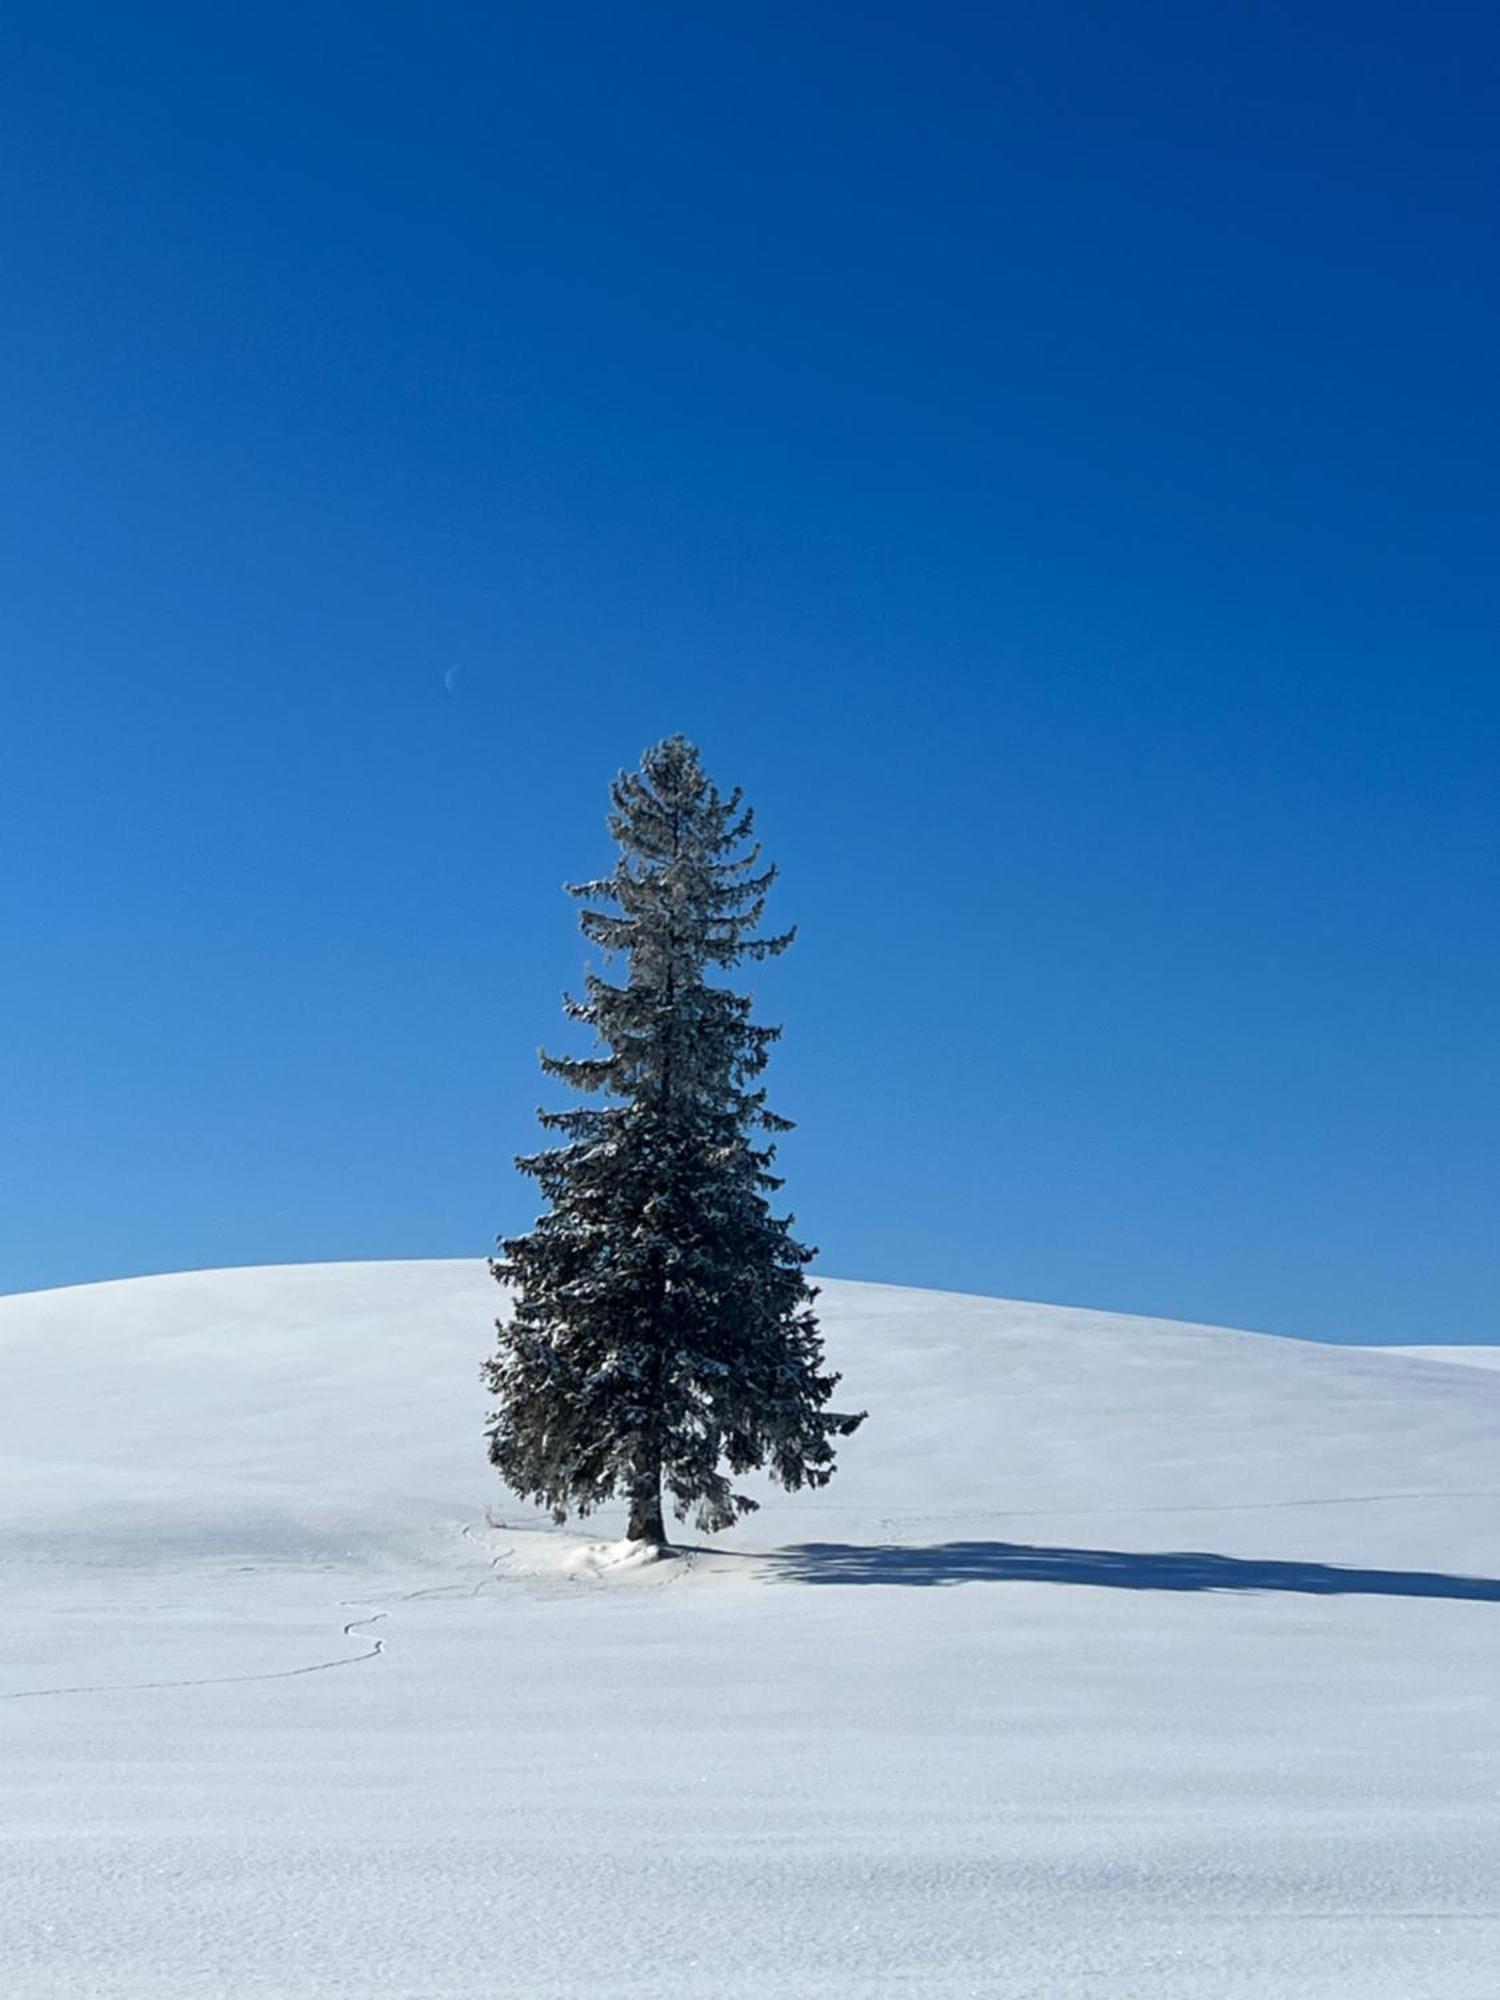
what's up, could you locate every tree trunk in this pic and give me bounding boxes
[627,1467,666,1546]
[623,813,685,1555]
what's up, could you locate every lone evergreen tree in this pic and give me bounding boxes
[485,735,863,1548]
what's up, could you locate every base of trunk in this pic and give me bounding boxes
[626,1483,667,1548]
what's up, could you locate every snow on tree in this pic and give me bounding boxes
[484,734,864,1548]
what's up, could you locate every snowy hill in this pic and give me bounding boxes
[1372,1344,1500,1372]
[3,1262,1499,1997]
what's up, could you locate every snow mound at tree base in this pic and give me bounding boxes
[2,1259,1498,1998]
[558,1535,679,1578]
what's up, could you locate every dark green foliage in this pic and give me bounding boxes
[484,735,863,1543]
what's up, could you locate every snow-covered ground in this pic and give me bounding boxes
[3,1262,1498,1998]
[1370,1345,1500,1372]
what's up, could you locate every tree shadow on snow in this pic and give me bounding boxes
[770,1541,1500,1602]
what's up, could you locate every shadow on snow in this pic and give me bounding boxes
[769,1541,1500,1601]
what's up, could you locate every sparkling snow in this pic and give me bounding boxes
[3,1261,1498,1997]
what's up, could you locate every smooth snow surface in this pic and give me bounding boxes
[1369,1345,1500,1372]
[3,1262,1499,1998]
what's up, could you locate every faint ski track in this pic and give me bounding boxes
[360,1527,516,1606]
[0,1523,530,1703]
[0,1611,386,1703]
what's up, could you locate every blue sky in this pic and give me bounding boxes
[2,3,1496,1342]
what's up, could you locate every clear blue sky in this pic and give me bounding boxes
[2,3,1495,1342]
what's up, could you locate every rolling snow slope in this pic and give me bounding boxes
[1372,1345,1500,1372]
[2,1261,1498,1998]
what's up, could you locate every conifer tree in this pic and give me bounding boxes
[484,734,863,1547]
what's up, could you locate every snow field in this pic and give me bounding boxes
[2,1261,1498,1997]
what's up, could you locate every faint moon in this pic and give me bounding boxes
[444,665,462,694]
